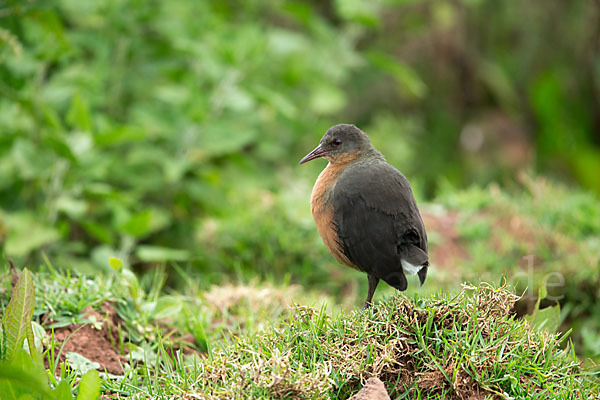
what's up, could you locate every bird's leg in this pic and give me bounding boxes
[362,275,380,310]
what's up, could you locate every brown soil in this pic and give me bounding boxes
[422,211,469,270]
[46,302,128,375]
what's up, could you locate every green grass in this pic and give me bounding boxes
[431,177,600,362]
[1,179,600,398]
[187,283,598,399]
[1,267,598,399]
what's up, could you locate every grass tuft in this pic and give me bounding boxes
[190,283,598,399]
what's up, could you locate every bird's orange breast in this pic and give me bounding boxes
[310,160,359,270]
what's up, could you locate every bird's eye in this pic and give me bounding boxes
[333,139,342,146]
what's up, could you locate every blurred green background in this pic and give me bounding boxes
[1,0,600,357]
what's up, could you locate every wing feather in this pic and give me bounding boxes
[332,161,428,290]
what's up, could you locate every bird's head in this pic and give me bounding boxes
[299,124,374,165]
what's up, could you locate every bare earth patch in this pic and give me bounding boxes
[46,302,127,375]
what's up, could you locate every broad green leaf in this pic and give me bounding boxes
[66,352,100,375]
[526,305,561,334]
[53,380,72,400]
[119,208,169,239]
[76,370,100,400]
[81,221,114,245]
[119,210,151,237]
[151,296,183,320]
[0,350,51,399]
[4,269,35,360]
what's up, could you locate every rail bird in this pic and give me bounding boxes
[299,124,429,309]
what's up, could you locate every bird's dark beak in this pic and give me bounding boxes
[299,144,327,165]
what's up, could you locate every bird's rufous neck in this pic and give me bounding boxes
[326,147,383,165]
[309,159,358,269]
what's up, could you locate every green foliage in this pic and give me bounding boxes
[0,350,101,400]
[1,0,599,277]
[524,283,562,334]
[75,370,100,400]
[1,1,600,395]
[2,262,598,398]
[0,350,53,400]
[436,178,600,362]
[0,0,369,274]
[0,266,101,400]
[2,268,36,361]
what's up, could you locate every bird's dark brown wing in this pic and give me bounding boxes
[332,161,428,290]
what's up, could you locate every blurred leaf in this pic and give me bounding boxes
[309,85,346,115]
[254,86,298,119]
[76,369,100,400]
[81,221,114,245]
[479,60,518,109]
[136,246,190,262]
[55,196,88,218]
[4,213,60,257]
[66,93,92,132]
[367,51,427,100]
[198,121,257,157]
[91,245,120,271]
[0,27,23,58]
[10,139,55,180]
[0,351,51,400]
[119,208,170,239]
[525,304,561,334]
[109,257,123,271]
[119,210,152,238]
[42,134,77,163]
[66,352,100,375]
[94,126,147,147]
[54,381,73,400]
[151,297,183,320]
[335,0,381,27]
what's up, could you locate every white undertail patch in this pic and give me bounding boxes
[401,259,423,275]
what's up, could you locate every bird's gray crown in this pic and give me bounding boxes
[319,124,375,158]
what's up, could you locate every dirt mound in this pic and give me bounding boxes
[198,284,521,399]
[365,285,513,399]
[47,302,127,375]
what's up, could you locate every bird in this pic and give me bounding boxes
[299,124,429,309]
